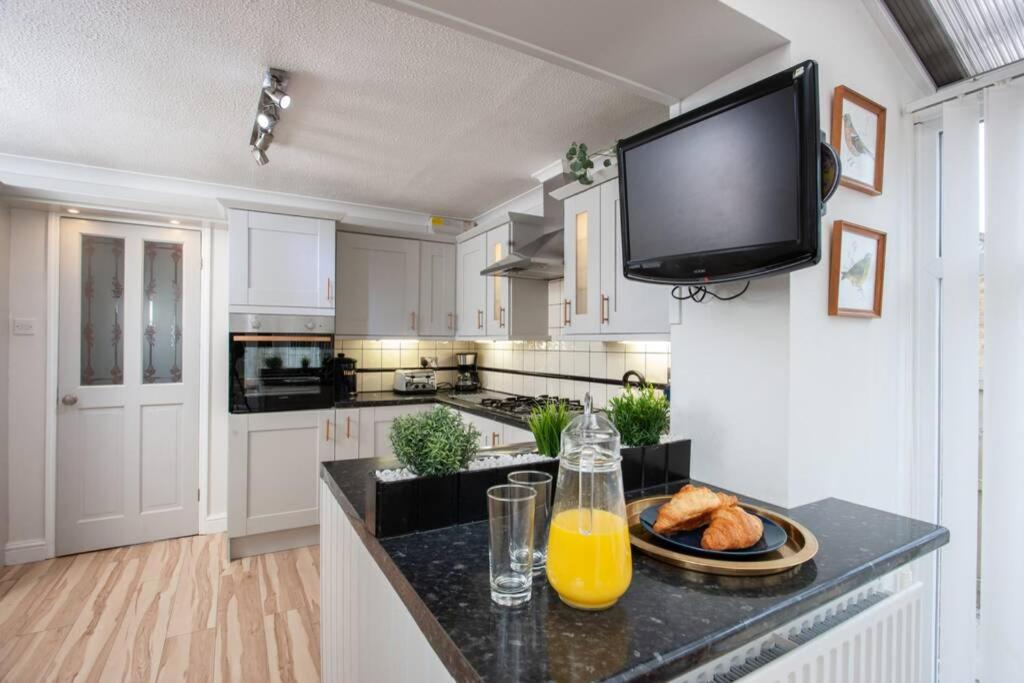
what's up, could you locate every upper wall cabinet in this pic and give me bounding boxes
[336,232,420,338]
[563,182,669,337]
[456,233,487,337]
[418,242,456,337]
[456,224,547,340]
[229,209,335,312]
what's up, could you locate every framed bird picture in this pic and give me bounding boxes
[828,220,886,318]
[831,86,886,195]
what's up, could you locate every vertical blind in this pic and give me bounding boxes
[978,80,1024,681]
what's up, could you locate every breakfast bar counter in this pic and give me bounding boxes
[319,459,948,682]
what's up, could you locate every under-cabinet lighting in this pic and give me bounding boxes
[169,219,181,225]
[66,208,80,214]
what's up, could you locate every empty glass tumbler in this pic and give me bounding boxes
[487,484,537,606]
[508,470,553,575]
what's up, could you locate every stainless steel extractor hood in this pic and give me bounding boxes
[480,174,570,280]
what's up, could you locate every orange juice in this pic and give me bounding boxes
[546,508,632,610]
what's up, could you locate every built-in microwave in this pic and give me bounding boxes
[229,314,335,414]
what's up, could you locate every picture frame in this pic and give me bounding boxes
[831,86,886,196]
[828,220,886,318]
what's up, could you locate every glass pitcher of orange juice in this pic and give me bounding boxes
[546,394,631,610]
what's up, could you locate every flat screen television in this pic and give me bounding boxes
[617,60,828,285]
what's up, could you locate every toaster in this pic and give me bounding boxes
[393,368,436,394]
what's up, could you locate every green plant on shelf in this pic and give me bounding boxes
[527,401,572,458]
[607,384,669,448]
[389,406,481,476]
[564,141,614,185]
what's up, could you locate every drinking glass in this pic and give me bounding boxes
[487,484,536,607]
[508,470,553,575]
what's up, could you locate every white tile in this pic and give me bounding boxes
[646,353,668,384]
[589,383,607,409]
[381,339,401,350]
[401,339,419,349]
[400,349,418,368]
[382,350,400,368]
[606,352,624,381]
[362,339,381,350]
[345,350,363,367]
[342,339,362,350]
[364,373,382,391]
[624,352,646,378]
[512,374,524,395]
[589,352,606,379]
[573,381,590,402]
[573,351,589,377]
[523,350,535,372]
[362,349,382,369]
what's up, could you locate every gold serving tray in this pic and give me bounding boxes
[627,496,819,577]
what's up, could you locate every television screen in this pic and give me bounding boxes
[617,61,822,285]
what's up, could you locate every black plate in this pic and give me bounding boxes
[639,503,788,559]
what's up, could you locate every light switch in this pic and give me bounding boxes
[12,318,37,335]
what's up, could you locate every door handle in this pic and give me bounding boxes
[492,431,500,446]
[61,394,78,406]
[325,419,332,441]
[346,416,351,439]
[499,306,506,328]
[411,311,417,330]
[477,310,483,329]
[601,294,610,324]
[447,313,453,330]
[563,299,571,326]
[327,277,333,302]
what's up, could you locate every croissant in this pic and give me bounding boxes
[700,505,764,551]
[653,485,738,534]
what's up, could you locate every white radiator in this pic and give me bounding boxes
[678,581,924,683]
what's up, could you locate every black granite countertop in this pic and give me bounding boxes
[335,390,533,429]
[320,459,948,682]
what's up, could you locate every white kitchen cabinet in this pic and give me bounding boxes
[336,232,420,338]
[357,404,433,459]
[418,242,456,337]
[229,209,335,312]
[456,233,487,337]
[563,187,603,334]
[598,182,668,335]
[334,408,360,461]
[459,224,547,340]
[562,182,669,337]
[485,225,510,337]
[503,424,534,446]
[228,409,330,538]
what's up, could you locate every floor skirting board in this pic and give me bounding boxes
[228,524,319,560]
[3,538,48,565]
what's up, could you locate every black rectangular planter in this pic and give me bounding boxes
[366,457,560,538]
[620,438,691,492]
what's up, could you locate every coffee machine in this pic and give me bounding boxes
[333,353,357,401]
[454,352,481,392]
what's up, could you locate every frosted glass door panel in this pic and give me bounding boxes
[81,235,125,385]
[142,241,184,384]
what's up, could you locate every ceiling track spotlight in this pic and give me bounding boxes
[248,68,292,166]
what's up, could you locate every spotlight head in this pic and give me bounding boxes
[254,130,274,151]
[252,146,269,166]
[256,107,278,131]
[264,86,292,109]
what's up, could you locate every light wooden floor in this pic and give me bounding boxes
[0,534,320,682]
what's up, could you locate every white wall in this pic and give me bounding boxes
[0,204,10,559]
[672,0,925,511]
[5,209,48,560]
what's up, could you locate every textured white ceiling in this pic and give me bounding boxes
[0,0,666,217]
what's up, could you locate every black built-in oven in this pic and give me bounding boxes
[229,314,335,413]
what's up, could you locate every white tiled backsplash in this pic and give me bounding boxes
[334,339,474,392]
[336,279,670,408]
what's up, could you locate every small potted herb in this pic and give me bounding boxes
[527,401,572,457]
[607,385,688,490]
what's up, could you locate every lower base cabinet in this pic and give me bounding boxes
[228,409,334,539]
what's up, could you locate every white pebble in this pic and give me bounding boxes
[374,453,555,481]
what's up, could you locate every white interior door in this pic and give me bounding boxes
[57,218,200,555]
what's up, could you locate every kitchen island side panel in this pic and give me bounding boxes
[320,480,453,683]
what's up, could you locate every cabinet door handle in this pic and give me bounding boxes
[601,294,610,324]
[492,431,500,446]
[477,310,484,329]
[563,299,571,326]
[499,306,506,328]
[325,419,332,441]
[447,312,452,330]
[346,416,351,439]
[326,278,333,302]
[411,311,416,330]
